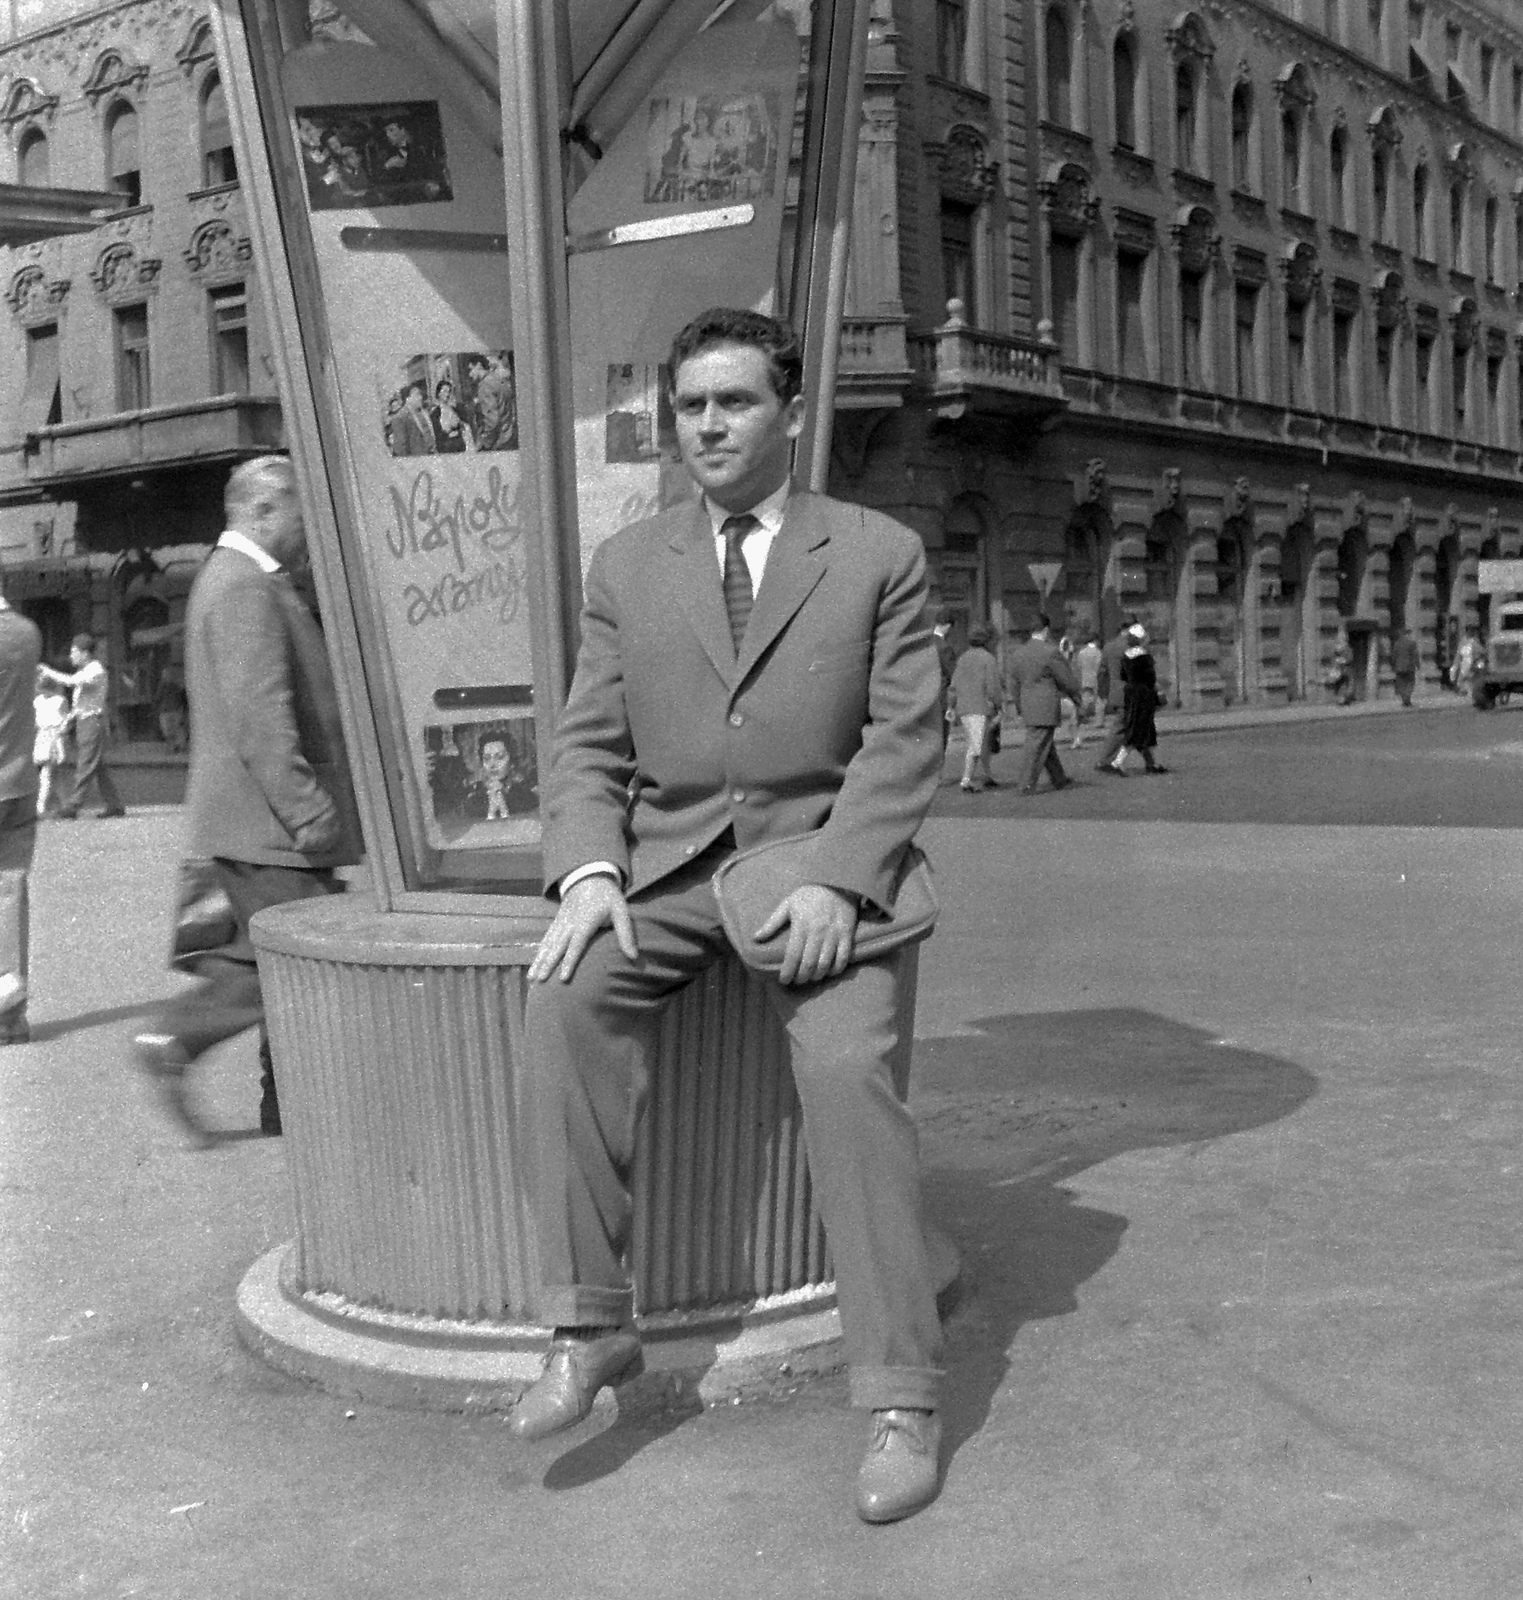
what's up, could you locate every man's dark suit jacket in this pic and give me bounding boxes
[542,490,941,917]
[183,545,361,869]
[1006,635,1081,729]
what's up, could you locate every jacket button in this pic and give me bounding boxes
[732,788,746,803]
[729,712,744,727]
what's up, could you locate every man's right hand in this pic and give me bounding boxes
[529,873,638,984]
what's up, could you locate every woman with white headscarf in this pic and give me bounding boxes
[1106,622,1169,776]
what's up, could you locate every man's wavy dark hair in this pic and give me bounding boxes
[668,308,804,404]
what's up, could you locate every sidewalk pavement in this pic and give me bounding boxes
[6,808,1523,1598]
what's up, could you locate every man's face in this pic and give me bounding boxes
[69,645,86,668]
[481,741,510,778]
[259,485,308,569]
[384,122,408,148]
[672,342,803,512]
[405,386,425,413]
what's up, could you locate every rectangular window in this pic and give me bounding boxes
[1514,66,1523,135]
[1375,324,1395,423]
[210,282,250,396]
[1332,309,1354,414]
[1235,282,1260,399]
[1416,333,1435,429]
[20,322,61,429]
[1482,47,1495,108]
[1487,352,1503,443]
[940,201,976,323]
[1049,236,1080,362]
[1286,301,1307,408]
[1117,251,1148,378]
[114,303,150,412]
[1180,270,1204,388]
[935,0,967,83]
[1452,347,1468,432]
[1368,0,1384,50]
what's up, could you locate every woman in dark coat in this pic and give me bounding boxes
[1105,623,1169,775]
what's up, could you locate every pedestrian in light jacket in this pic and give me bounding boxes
[1006,615,1081,793]
[134,456,361,1146]
[949,622,1002,791]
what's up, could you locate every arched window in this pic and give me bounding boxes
[1045,8,1072,126]
[1484,195,1498,281]
[199,72,237,187]
[1450,181,1466,267]
[1232,85,1254,190]
[1175,63,1198,170]
[17,127,49,187]
[104,99,140,208]
[1113,37,1136,150]
[1281,108,1302,208]
[1413,163,1430,256]
[1329,126,1347,225]
[1372,147,1389,241]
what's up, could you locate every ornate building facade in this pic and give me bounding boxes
[0,0,279,743]
[833,0,1523,706]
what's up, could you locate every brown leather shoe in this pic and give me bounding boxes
[508,1330,643,1441]
[856,1408,942,1524]
[133,1034,216,1150]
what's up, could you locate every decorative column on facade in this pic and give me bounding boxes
[1171,205,1220,393]
[1247,482,1290,705]
[1395,497,1437,689]
[1035,160,1099,367]
[1180,482,1227,710]
[1364,499,1395,698]
[1309,494,1350,703]
[846,1,909,377]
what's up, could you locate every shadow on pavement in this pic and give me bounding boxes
[912,1008,1318,1468]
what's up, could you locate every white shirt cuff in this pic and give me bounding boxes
[559,861,622,897]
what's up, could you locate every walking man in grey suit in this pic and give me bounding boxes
[1007,615,1081,793]
[513,308,946,1523]
[134,457,361,1145]
[0,593,40,1043]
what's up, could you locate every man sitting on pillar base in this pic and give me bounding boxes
[514,308,946,1524]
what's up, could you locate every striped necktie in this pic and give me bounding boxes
[720,513,759,654]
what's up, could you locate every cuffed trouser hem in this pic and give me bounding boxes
[848,1364,944,1412]
[534,1284,635,1328]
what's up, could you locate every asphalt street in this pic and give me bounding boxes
[934,695,1523,827]
[7,715,1523,1598]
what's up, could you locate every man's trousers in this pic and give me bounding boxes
[523,845,944,1413]
[0,796,36,1015]
[63,714,124,816]
[1016,723,1068,791]
[156,859,343,1061]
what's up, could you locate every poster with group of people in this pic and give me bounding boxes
[380,351,518,457]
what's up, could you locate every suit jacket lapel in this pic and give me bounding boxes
[669,502,738,687]
[735,493,829,681]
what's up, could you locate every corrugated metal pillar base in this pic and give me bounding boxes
[240,895,956,1414]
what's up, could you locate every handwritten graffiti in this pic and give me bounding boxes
[403,559,523,628]
[386,464,525,629]
[385,464,520,572]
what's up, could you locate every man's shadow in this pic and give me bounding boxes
[912,1007,1318,1466]
[540,1005,1314,1489]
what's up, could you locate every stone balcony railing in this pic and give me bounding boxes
[834,314,914,408]
[1061,367,1523,481]
[906,300,1067,420]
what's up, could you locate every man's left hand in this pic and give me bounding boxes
[753,884,858,987]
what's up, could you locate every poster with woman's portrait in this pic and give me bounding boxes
[294,99,453,210]
[379,351,519,457]
[644,91,779,204]
[423,717,539,843]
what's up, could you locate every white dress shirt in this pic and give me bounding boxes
[216,528,282,574]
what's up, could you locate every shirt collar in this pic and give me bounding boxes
[703,479,791,539]
[217,528,282,575]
